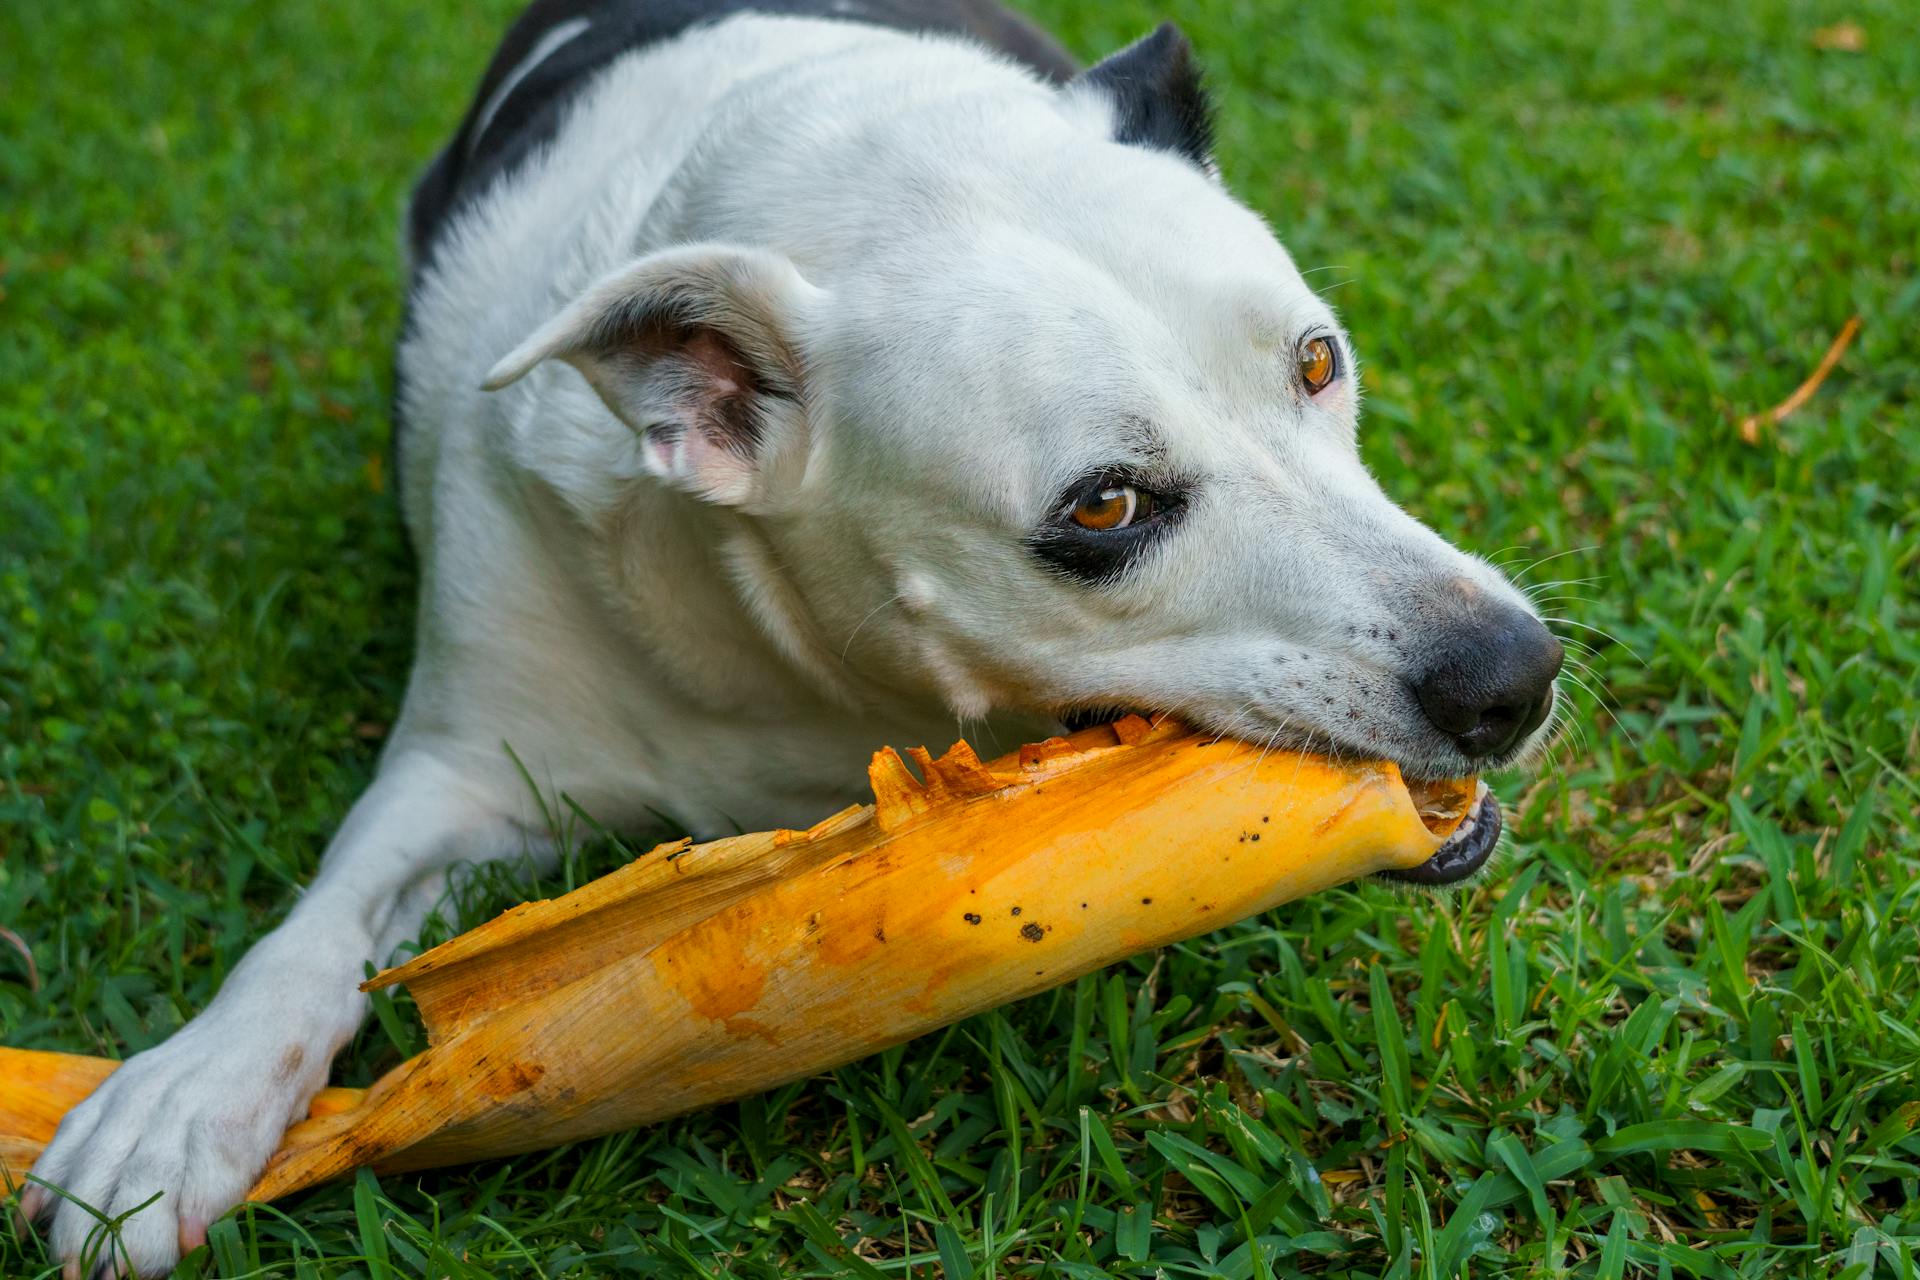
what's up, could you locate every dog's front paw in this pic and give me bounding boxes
[20,1027,322,1278]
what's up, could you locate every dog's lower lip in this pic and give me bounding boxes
[1059,706,1147,734]
[1381,787,1501,886]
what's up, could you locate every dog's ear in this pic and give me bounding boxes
[483,245,823,506]
[1072,23,1214,171]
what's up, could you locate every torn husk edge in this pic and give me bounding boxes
[3,716,1472,1201]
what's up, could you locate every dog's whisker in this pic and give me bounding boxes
[1556,658,1603,697]
[1523,586,1602,610]
[1559,679,1620,752]
[1540,615,1645,665]
[1254,722,1290,769]
[1535,707,1568,772]
[1164,693,1216,732]
[1507,544,1600,587]
[1206,699,1257,746]
[839,594,904,664]
[1550,700,1592,757]
[1548,715,1587,776]
[1562,670,1626,723]
[1540,695,1590,767]
[1558,669,1639,753]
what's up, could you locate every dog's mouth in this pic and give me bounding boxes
[1059,706,1141,735]
[1058,706,1501,887]
[1388,778,1500,885]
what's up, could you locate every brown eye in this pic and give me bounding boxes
[1071,484,1144,531]
[1300,336,1338,394]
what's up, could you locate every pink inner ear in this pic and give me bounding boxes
[679,327,754,402]
[628,323,765,504]
[567,312,774,504]
[639,417,758,504]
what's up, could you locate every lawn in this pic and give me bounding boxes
[3,0,1917,1275]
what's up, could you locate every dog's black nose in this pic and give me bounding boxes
[1413,607,1563,759]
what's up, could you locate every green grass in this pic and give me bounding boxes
[3,0,1918,1275]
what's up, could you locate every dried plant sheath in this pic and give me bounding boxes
[1,718,1472,1200]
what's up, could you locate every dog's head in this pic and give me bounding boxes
[484,24,1562,851]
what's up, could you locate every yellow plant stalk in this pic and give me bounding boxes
[1,717,1472,1201]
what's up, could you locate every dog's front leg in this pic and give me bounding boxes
[22,748,540,1279]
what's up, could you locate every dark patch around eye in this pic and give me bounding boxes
[1026,471,1190,586]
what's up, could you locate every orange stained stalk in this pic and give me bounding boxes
[0,716,1472,1201]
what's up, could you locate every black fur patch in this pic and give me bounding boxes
[1076,22,1214,169]
[406,0,1080,273]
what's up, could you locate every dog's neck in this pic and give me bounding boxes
[468,34,1062,724]
[535,471,1039,750]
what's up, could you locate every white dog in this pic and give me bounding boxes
[25,0,1562,1272]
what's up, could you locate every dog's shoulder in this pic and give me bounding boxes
[405,0,1078,272]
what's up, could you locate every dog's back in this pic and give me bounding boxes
[407,0,1077,270]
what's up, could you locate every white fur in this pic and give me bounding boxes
[29,16,1553,1275]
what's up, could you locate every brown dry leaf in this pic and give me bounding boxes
[1737,316,1861,444]
[0,927,36,993]
[1811,22,1866,52]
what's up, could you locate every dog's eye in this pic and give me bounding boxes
[1071,483,1148,531]
[1299,336,1338,394]
[1032,471,1188,584]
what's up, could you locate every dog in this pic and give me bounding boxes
[23,0,1562,1271]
